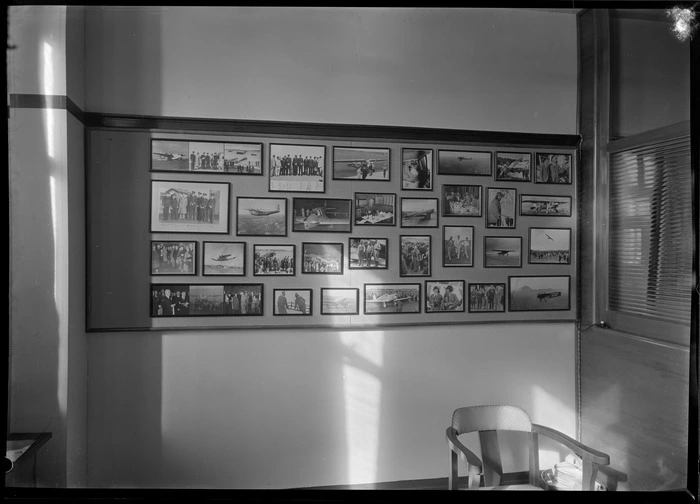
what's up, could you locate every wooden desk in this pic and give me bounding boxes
[5,433,52,488]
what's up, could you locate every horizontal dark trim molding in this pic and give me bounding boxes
[9,93,85,124]
[84,112,581,148]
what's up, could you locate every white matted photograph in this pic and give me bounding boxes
[269,143,325,192]
[150,180,229,234]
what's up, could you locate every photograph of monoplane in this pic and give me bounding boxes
[484,236,522,268]
[292,198,352,233]
[320,288,359,315]
[528,228,571,264]
[400,198,438,228]
[203,241,245,276]
[364,283,421,314]
[236,197,287,237]
[520,195,572,217]
[333,146,390,181]
[437,150,492,176]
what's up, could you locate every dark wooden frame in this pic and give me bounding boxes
[272,288,313,316]
[437,149,493,176]
[528,227,572,265]
[150,240,197,276]
[400,197,439,228]
[150,180,230,234]
[252,244,296,277]
[399,234,431,277]
[534,152,573,185]
[483,236,523,268]
[332,145,391,181]
[485,187,517,229]
[508,275,571,312]
[363,283,421,315]
[301,242,344,275]
[401,147,434,191]
[348,237,389,270]
[425,280,466,313]
[268,142,326,193]
[320,288,360,315]
[291,197,352,233]
[441,184,482,217]
[202,241,246,277]
[151,138,264,175]
[520,194,573,217]
[442,225,474,268]
[354,192,397,226]
[150,283,264,317]
[468,282,507,313]
[236,196,288,237]
[495,151,532,182]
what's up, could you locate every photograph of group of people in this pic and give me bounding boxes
[253,245,296,276]
[150,284,263,317]
[442,226,473,267]
[535,153,572,184]
[269,144,326,193]
[151,180,229,234]
[348,238,387,269]
[151,241,196,275]
[302,243,343,274]
[442,184,482,216]
[468,283,506,312]
[400,235,431,276]
[426,281,464,312]
[151,140,262,175]
[273,289,312,316]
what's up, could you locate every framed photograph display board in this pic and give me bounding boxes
[88,122,577,331]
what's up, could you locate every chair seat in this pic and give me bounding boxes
[476,484,545,491]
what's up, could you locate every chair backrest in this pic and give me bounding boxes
[452,405,533,435]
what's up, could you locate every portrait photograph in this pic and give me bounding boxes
[529,228,572,264]
[442,226,473,267]
[535,153,572,184]
[253,244,296,276]
[468,283,506,313]
[269,143,325,193]
[151,284,191,317]
[348,237,388,270]
[495,152,531,182]
[151,241,196,275]
[399,235,431,277]
[222,284,264,315]
[364,283,421,314]
[236,197,287,237]
[151,139,190,172]
[354,192,396,226]
[150,180,229,234]
[202,241,245,276]
[486,187,516,229]
[223,142,263,175]
[520,194,572,217]
[320,288,360,315]
[508,276,571,312]
[332,146,390,181]
[484,236,522,268]
[273,289,312,316]
[425,280,465,313]
[292,198,352,233]
[402,148,433,190]
[442,184,482,217]
[302,242,343,274]
[400,198,438,228]
[188,141,226,172]
[437,150,492,176]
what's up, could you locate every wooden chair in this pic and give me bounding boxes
[446,405,610,491]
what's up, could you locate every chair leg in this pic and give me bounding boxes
[582,459,598,491]
[449,449,459,490]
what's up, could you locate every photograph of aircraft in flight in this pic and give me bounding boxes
[484,236,522,268]
[203,241,246,276]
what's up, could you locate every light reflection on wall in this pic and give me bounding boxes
[340,331,384,485]
[42,41,55,158]
[532,385,576,470]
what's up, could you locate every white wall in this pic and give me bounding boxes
[79,7,577,488]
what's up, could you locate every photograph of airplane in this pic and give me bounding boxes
[237,198,287,237]
[320,288,359,315]
[520,195,572,217]
[496,152,532,181]
[400,198,439,228]
[437,150,492,176]
[484,236,521,267]
[529,228,571,264]
[364,284,421,314]
[292,198,352,233]
[203,242,245,276]
[508,276,570,311]
[332,147,391,181]
[151,140,190,172]
[154,151,187,161]
[223,142,263,175]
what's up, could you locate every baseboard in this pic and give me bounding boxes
[299,471,530,490]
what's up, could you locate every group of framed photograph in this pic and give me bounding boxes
[149,137,574,321]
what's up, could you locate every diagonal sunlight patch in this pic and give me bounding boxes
[42,41,55,159]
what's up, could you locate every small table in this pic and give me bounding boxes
[5,433,52,488]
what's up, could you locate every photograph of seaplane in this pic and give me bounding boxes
[151,140,190,172]
[484,236,522,267]
[520,195,572,217]
[332,146,391,181]
[236,197,287,237]
[400,198,438,228]
[203,241,245,276]
[437,150,492,176]
[529,227,572,265]
[223,142,263,175]
[508,275,571,312]
[292,198,352,233]
[302,242,343,274]
[364,284,421,314]
[496,152,532,182]
[320,288,359,315]
[354,192,396,226]
[269,143,326,193]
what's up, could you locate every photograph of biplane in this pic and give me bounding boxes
[269,143,326,193]
[150,180,229,234]
[202,242,245,276]
[495,152,532,182]
[292,198,352,233]
[520,194,572,217]
[273,289,312,316]
[484,236,522,268]
[437,150,492,176]
[528,228,572,264]
[363,283,421,314]
[302,242,343,274]
[508,275,571,312]
[400,198,438,228]
[332,146,390,181]
[320,288,359,315]
[236,197,287,237]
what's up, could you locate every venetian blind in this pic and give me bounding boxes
[608,133,692,324]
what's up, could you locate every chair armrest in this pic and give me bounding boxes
[446,427,483,470]
[531,424,610,466]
